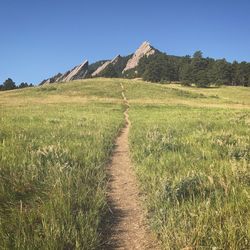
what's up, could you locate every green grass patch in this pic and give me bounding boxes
[0,78,249,249]
[0,80,124,249]
[129,104,250,249]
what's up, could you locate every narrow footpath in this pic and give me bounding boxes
[103,83,158,249]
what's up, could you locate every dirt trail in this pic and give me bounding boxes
[103,83,158,249]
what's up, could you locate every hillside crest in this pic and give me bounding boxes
[40,41,154,84]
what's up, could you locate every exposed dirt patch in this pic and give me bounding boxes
[102,83,159,249]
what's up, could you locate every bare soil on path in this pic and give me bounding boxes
[102,83,159,249]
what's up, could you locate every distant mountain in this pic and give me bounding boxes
[123,41,156,72]
[87,60,109,76]
[40,60,88,84]
[40,41,155,85]
[91,55,120,76]
[40,41,250,87]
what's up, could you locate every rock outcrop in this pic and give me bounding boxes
[92,55,121,76]
[60,60,88,82]
[40,60,88,84]
[39,41,156,85]
[40,73,62,85]
[123,41,155,72]
[91,61,111,77]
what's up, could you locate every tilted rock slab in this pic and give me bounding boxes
[40,60,88,84]
[60,60,88,82]
[39,41,156,85]
[92,55,121,76]
[123,41,155,72]
[40,73,62,85]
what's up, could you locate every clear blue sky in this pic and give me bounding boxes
[1,0,250,84]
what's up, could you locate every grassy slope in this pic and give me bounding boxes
[0,79,124,249]
[122,79,250,249]
[0,78,249,249]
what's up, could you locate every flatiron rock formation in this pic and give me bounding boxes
[40,60,88,84]
[40,73,63,85]
[60,60,88,82]
[91,55,122,76]
[39,41,156,85]
[123,41,155,72]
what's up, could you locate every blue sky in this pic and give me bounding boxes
[1,0,250,84]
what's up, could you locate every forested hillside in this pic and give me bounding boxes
[136,51,250,87]
[38,42,250,87]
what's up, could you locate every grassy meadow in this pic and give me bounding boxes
[0,78,249,249]
[123,80,250,249]
[0,79,124,249]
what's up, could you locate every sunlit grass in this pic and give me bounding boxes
[122,79,250,109]
[167,83,250,106]
[0,79,124,249]
[126,82,250,249]
[0,78,249,249]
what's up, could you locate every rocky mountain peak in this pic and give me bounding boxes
[40,41,156,85]
[40,60,88,84]
[123,41,155,72]
[61,60,88,82]
[91,55,122,77]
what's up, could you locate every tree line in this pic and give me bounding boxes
[0,78,33,91]
[137,51,250,87]
[93,50,250,87]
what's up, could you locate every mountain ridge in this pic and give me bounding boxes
[40,41,250,87]
[40,41,155,85]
